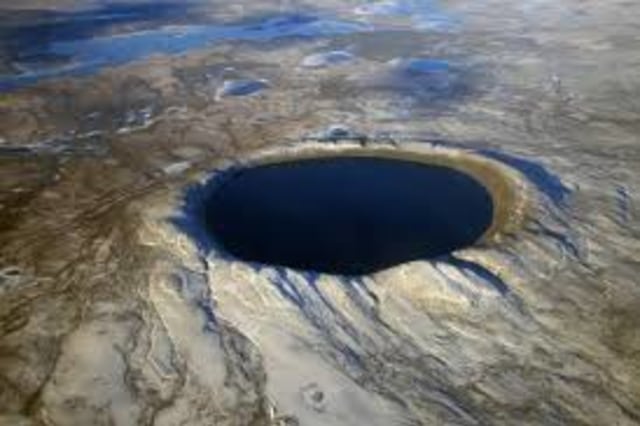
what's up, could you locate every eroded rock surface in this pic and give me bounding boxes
[1,0,639,425]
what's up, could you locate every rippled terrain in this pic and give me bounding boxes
[1,1,639,425]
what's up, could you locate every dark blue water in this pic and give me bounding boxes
[1,3,191,49]
[203,157,493,275]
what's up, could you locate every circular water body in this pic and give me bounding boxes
[204,155,495,275]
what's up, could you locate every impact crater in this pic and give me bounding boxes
[199,144,527,275]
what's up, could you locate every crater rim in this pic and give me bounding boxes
[189,142,531,274]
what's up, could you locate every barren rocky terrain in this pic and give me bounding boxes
[0,1,639,425]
